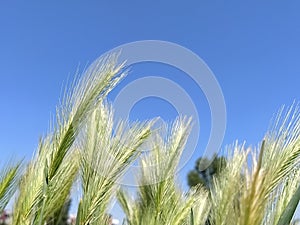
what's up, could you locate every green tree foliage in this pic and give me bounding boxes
[187,155,226,190]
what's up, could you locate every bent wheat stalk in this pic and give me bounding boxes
[0,162,21,211]
[211,104,300,225]
[13,54,127,225]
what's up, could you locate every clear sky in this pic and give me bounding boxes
[0,0,300,220]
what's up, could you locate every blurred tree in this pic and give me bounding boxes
[187,155,226,190]
[187,155,227,225]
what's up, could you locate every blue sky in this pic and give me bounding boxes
[0,0,300,220]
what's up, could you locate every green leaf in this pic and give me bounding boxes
[277,184,300,225]
[190,208,194,225]
[75,200,82,225]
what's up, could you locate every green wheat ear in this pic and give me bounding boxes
[12,53,127,225]
[77,102,154,225]
[0,161,22,211]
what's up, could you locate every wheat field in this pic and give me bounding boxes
[0,55,299,225]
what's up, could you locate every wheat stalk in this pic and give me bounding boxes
[118,117,211,225]
[76,103,154,225]
[13,53,126,225]
[0,162,21,211]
